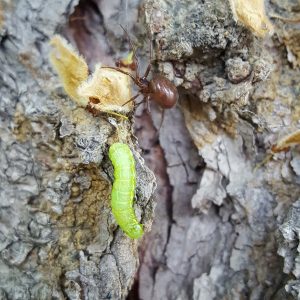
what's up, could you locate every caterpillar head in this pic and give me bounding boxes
[126,224,144,239]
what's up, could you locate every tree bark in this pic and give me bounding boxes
[0,1,155,299]
[138,0,300,299]
[1,0,300,300]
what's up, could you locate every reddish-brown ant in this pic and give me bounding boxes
[103,26,179,118]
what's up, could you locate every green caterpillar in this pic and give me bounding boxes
[108,143,144,239]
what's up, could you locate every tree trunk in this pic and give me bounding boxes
[1,0,300,300]
[0,1,155,299]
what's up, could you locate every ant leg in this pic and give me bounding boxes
[135,99,145,109]
[142,95,150,113]
[158,108,165,132]
[69,16,86,22]
[122,93,140,106]
[142,32,153,79]
[154,108,165,140]
[101,66,142,87]
[145,96,151,114]
[143,63,152,79]
[119,24,140,77]
[149,33,153,62]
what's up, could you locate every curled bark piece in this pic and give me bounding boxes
[49,35,89,104]
[272,129,300,153]
[50,35,133,114]
[229,0,274,37]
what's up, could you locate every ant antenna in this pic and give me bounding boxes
[142,29,153,79]
[124,0,128,26]
[119,24,140,78]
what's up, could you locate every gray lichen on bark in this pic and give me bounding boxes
[0,0,156,299]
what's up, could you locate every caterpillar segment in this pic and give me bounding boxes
[108,143,144,239]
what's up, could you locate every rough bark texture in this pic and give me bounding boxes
[137,1,300,299]
[0,1,155,299]
[1,0,300,300]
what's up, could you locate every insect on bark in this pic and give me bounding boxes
[109,143,144,239]
[103,26,179,125]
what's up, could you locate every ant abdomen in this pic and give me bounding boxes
[149,75,179,109]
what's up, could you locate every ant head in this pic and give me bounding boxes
[115,51,137,72]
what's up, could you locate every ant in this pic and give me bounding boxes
[103,26,179,123]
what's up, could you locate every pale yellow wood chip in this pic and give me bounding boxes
[77,64,133,112]
[49,35,89,105]
[229,0,273,37]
